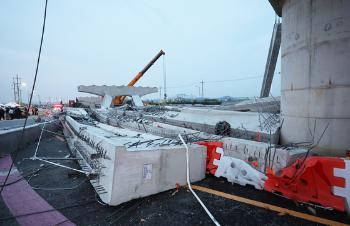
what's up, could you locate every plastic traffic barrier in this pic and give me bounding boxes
[214,147,267,189]
[195,141,223,174]
[264,157,348,213]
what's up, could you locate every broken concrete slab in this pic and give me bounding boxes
[93,107,280,143]
[91,107,302,173]
[94,117,221,141]
[220,96,280,113]
[62,116,206,206]
[64,107,89,119]
[222,137,307,173]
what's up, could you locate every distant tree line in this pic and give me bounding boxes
[146,98,222,106]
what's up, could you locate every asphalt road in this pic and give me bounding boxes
[0,135,349,226]
[0,117,37,131]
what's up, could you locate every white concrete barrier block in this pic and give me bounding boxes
[214,148,267,190]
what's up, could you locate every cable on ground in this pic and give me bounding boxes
[178,133,220,226]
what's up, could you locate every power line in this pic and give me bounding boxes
[204,75,263,83]
[167,74,277,90]
[0,0,49,194]
[167,82,198,89]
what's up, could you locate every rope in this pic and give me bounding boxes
[35,158,90,175]
[32,121,47,159]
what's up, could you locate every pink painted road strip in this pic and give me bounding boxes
[0,154,75,226]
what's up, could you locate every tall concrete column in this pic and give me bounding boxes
[280,0,350,156]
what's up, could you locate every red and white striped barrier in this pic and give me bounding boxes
[264,157,350,213]
[333,159,350,213]
[196,141,350,214]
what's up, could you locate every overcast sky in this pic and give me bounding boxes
[0,0,280,103]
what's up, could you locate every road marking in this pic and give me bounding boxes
[191,185,349,226]
[0,154,75,226]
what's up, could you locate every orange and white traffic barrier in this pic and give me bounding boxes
[264,157,350,214]
[333,159,350,213]
[197,141,350,214]
[196,142,267,189]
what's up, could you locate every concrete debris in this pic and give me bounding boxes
[222,137,307,173]
[93,107,280,143]
[90,106,305,174]
[93,109,221,142]
[64,107,89,119]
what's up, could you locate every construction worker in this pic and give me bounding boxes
[24,106,29,117]
[13,107,20,119]
[9,108,14,120]
[0,107,4,120]
[5,107,9,120]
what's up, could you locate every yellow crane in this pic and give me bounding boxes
[113,50,165,106]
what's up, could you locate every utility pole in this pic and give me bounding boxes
[159,86,162,101]
[163,55,167,101]
[13,78,17,103]
[200,80,204,98]
[16,75,20,104]
[12,75,22,105]
[38,94,41,106]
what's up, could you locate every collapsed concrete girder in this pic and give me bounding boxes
[231,96,280,113]
[78,85,158,108]
[78,85,158,97]
[62,116,206,206]
[93,107,281,143]
[77,96,102,108]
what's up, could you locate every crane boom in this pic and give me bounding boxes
[113,50,165,105]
